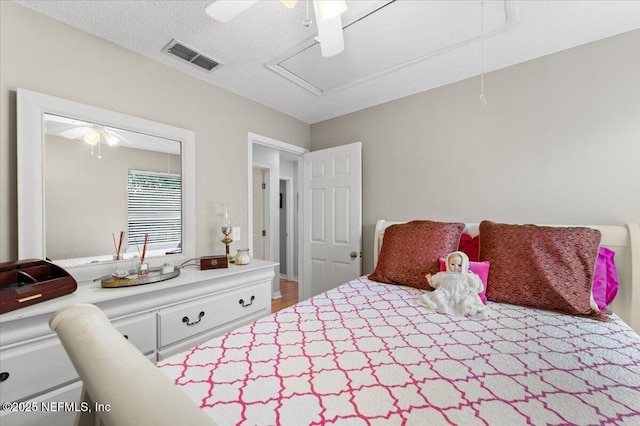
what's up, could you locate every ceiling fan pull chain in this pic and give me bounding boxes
[479,1,487,106]
[303,0,312,27]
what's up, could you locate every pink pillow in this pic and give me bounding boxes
[439,258,489,304]
[592,247,619,311]
[369,220,465,290]
[458,233,479,261]
[479,221,608,321]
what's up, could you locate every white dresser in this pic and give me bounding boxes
[0,260,276,426]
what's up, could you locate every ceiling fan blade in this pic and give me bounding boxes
[103,127,130,144]
[313,1,345,57]
[205,0,259,23]
[315,0,347,21]
[58,126,90,140]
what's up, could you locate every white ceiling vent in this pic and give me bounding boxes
[162,39,221,72]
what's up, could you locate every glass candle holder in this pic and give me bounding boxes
[235,249,252,265]
[137,261,149,276]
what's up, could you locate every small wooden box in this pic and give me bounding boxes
[0,259,77,314]
[200,255,228,270]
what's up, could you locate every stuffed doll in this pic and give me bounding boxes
[418,251,489,319]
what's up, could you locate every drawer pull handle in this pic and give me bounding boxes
[123,334,129,340]
[0,372,9,382]
[239,295,255,307]
[182,311,205,326]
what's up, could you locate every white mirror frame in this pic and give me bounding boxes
[17,88,196,282]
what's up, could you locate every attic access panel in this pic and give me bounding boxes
[267,0,515,95]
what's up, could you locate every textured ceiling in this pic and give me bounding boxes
[13,0,640,124]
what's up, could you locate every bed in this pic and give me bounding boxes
[50,220,640,426]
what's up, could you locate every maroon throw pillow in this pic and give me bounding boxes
[479,221,607,321]
[459,233,479,261]
[369,220,465,290]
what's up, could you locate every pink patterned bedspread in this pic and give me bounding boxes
[158,277,640,425]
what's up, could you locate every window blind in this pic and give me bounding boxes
[127,170,181,249]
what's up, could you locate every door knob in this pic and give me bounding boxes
[350,251,358,259]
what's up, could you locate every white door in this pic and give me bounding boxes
[302,142,362,299]
[252,168,267,260]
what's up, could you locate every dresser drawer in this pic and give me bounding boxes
[0,337,77,404]
[157,281,270,348]
[112,312,156,354]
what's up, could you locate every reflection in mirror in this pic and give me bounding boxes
[44,114,182,265]
[18,88,195,282]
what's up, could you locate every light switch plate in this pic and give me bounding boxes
[231,227,241,241]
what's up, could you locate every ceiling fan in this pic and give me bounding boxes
[45,115,126,145]
[205,0,348,57]
[44,114,128,158]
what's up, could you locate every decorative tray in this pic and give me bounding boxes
[99,266,180,288]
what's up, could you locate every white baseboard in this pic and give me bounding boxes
[272,291,282,300]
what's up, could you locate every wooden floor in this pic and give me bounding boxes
[271,279,298,313]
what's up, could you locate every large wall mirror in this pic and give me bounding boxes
[17,88,195,281]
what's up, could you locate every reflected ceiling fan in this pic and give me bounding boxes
[205,0,348,57]
[45,114,128,158]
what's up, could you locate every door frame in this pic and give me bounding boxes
[247,132,307,300]
[280,177,295,281]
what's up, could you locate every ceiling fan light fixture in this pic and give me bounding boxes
[317,0,347,22]
[280,0,298,9]
[83,128,100,145]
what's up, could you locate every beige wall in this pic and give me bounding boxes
[0,2,310,262]
[311,29,640,274]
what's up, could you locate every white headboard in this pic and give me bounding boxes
[373,220,640,333]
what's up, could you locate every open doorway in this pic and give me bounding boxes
[248,133,307,308]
